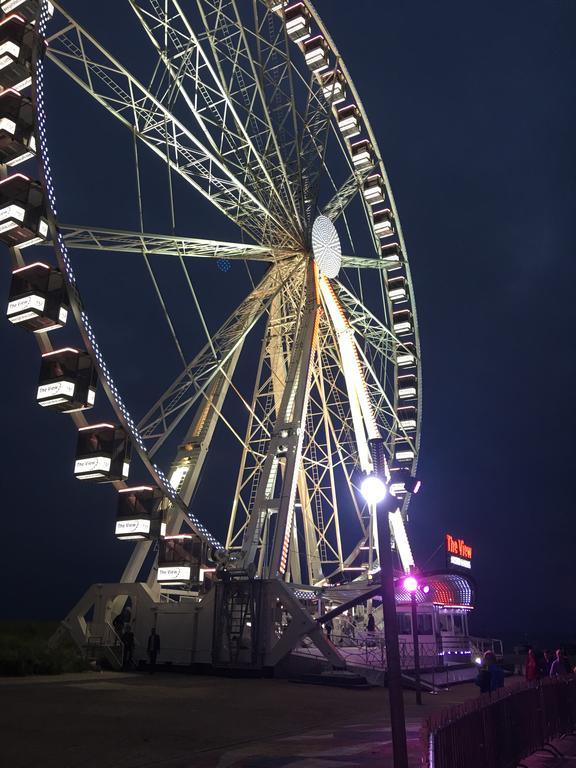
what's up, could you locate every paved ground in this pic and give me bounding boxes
[1,672,575,767]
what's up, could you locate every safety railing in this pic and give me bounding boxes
[84,622,124,669]
[422,676,576,768]
[296,632,441,670]
[470,635,504,658]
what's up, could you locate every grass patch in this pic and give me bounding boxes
[0,621,89,677]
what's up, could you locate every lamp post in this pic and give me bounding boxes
[404,573,423,705]
[361,438,409,768]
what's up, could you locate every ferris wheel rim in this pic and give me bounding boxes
[303,0,422,470]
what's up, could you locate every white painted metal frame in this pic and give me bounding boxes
[31,0,423,588]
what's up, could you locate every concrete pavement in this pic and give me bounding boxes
[2,671,571,767]
[0,671,476,767]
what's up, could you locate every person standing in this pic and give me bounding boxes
[121,625,135,670]
[543,650,554,676]
[325,620,333,642]
[367,613,376,633]
[475,650,505,695]
[147,628,161,673]
[525,649,540,682]
[550,649,572,677]
[112,613,124,636]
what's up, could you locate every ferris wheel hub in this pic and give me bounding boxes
[311,215,341,279]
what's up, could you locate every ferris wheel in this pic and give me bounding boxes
[1,0,422,589]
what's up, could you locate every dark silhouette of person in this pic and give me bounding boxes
[475,650,505,694]
[112,613,124,636]
[121,625,135,669]
[525,649,540,682]
[147,628,161,673]
[550,649,572,677]
[325,620,333,641]
[543,649,554,676]
[367,613,376,632]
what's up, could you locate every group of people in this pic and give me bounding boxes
[475,647,574,696]
[525,648,573,681]
[324,612,375,643]
[112,613,161,672]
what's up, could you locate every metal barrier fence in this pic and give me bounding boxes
[423,676,576,768]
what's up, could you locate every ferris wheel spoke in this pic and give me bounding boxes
[354,340,414,449]
[297,72,333,227]
[46,4,297,247]
[302,324,371,584]
[250,1,307,228]
[334,279,412,361]
[127,0,299,238]
[53,225,291,262]
[194,0,304,232]
[321,167,373,223]
[226,268,309,559]
[340,254,402,271]
[138,257,306,455]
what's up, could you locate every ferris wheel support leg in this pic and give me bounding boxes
[267,266,320,578]
[268,292,322,585]
[288,516,302,583]
[238,262,320,578]
[120,540,154,584]
[296,468,324,585]
[263,581,346,669]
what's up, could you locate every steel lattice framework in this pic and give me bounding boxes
[22,0,423,587]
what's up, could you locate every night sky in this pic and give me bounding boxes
[1,0,575,646]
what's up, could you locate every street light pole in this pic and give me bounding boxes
[404,572,423,705]
[410,589,423,705]
[367,438,409,768]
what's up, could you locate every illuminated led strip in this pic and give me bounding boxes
[389,509,414,573]
[319,276,378,472]
[33,1,221,549]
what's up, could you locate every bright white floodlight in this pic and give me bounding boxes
[360,474,387,505]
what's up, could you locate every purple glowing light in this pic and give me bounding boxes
[422,585,430,594]
[403,576,418,592]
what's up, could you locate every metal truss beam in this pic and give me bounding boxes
[334,280,409,358]
[54,225,296,262]
[238,262,320,578]
[298,71,333,228]
[138,257,306,454]
[252,0,307,227]
[47,3,297,248]
[128,0,298,241]
[321,167,373,223]
[340,253,406,270]
[196,0,304,231]
[226,270,305,562]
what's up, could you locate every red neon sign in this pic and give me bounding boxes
[445,533,472,561]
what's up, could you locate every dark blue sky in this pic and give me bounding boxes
[1,1,575,644]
